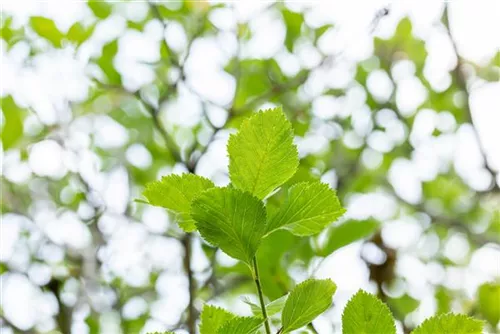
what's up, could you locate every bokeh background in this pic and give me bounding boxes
[1,1,499,333]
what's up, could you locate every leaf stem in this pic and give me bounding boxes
[252,256,271,334]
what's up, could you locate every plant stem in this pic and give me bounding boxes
[252,256,271,334]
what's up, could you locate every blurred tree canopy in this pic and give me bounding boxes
[1,1,499,334]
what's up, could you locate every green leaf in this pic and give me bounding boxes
[228,107,299,200]
[281,279,336,333]
[342,290,396,334]
[1,96,24,150]
[412,313,483,334]
[143,173,215,232]
[191,187,267,264]
[387,294,420,319]
[318,219,379,256]
[85,315,100,334]
[96,40,121,85]
[478,282,500,327]
[88,0,112,19]
[199,305,235,334]
[67,22,94,45]
[245,294,288,317]
[314,24,333,44]
[217,316,262,334]
[266,182,345,236]
[30,16,64,47]
[282,8,303,52]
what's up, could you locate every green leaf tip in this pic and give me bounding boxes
[228,107,299,200]
[342,290,396,334]
[142,173,215,232]
[281,278,337,332]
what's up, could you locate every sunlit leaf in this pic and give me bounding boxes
[281,279,336,332]
[143,173,215,232]
[266,182,345,236]
[199,305,235,334]
[228,107,299,200]
[342,290,396,334]
[191,187,267,264]
[318,219,379,256]
[217,316,262,334]
[412,313,483,334]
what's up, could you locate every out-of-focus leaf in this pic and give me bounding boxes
[1,96,24,150]
[96,40,122,84]
[318,219,380,257]
[314,24,332,44]
[412,313,483,334]
[387,294,420,319]
[281,279,336,333]
[435,286,452,314]
[342,290,396,334]
[228,107,299,199]
[191,187,267,264]
[123,315,148,334]
[477,282,500,327]
[266,181,345,236]
[67,22,94,45]
[85,316,100,334]
[225,59,274,109]
[1,17,25,47]
[423,176,470,213]
[281,8,303,52]
[487,211,500,242]
[374,17,427,71]
[30,16,64,47]
[88,0,112,19]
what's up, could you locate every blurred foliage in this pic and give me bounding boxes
[1,1,499,334]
